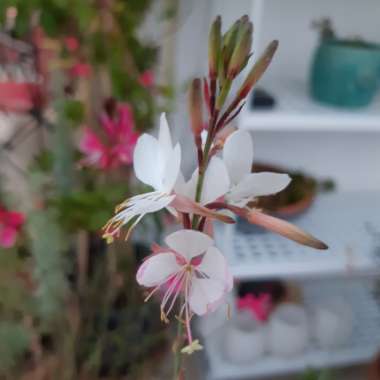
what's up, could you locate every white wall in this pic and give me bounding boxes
[172,0,380,191]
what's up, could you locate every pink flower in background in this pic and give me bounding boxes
[79,102,139,170]
[0,206,25,248]
[237,293,272,322]
[64,36,80,52]
[70,62,92,78]
[139,70,155,88]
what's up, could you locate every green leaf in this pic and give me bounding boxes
[63,100,85,125]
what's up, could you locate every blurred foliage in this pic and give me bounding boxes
[0,322,30,374]
[26,205,69,320]
[300,369,335,380]
[0,0,173,377]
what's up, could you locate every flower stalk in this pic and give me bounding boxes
[104,15,328,380]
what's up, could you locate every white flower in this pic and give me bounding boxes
[137,229,232,345]
[103,113,181,241]
[223,130,291,207]
[175,156,230,206]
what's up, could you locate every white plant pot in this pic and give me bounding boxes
[269,303,309,357]
[312,298,353,349]
[224,311,265,364]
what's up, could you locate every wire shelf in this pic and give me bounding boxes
[215,191,380,280]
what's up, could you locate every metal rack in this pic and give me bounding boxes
[215,191,380,280]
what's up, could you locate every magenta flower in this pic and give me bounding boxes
[139,70,155,88]
[79,103,139,170]
[0,206,25,248]
[237,293,272,322]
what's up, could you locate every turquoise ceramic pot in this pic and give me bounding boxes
[310,40,380,108]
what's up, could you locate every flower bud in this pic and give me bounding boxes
[227,20,253,79]
[236,40,278,100]
[208,16,222,79]
[222,19,242,74]
[189,78,203,138]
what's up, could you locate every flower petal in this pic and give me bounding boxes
[189,277,226,315]
[161,143,181,193]
[133,134,162,189]
[197,246,231,286]
[158,113,173,157]
[165,229,213,260]
[227,172,291,206]
[103,191,174,241]
[136,252,181,287]
[223,130,253,185]
[201,156,230,205]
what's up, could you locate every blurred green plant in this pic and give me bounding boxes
[0,0,173,378]
[300,368,335,380]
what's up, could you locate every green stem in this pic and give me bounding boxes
[191,125,214,229]
[173,320,184,380]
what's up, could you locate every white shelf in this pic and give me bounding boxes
[239,79,380,132]
[215,191,380,280]
[203,278,380,380]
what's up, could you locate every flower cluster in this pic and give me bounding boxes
[104,15,328,360]
[79,100,139,170]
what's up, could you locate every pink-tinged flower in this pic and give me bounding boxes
[237,293,272,322]
[79,103,139,170]
[137,229,233,353]
[0,207,25,248]
[70,62,92,78]
[139,70,155,88]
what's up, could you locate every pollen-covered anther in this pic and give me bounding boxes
[181,339,203,355]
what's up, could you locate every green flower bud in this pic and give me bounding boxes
[227,20,253,79]
[208,16,222,79]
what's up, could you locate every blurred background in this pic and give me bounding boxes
[0,0,379,379]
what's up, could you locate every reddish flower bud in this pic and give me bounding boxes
[236,40,279,100]
[188,78,203,138]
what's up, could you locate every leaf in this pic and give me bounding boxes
[63,100,85,125]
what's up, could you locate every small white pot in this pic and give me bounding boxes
[269,303,309,357]
[224,311,265,364]
[312,298,353,349]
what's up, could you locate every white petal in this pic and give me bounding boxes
[109,191,175,233]
[231,172,291,201]
[174,171,187,196]
[197,246,230,285]
[158,113,173,155]
[165,230,213,260]
[182,168,198,200]
[201,156,230,205]
[160,143,181,193]
[223,130,253,185]
[189,277,226,315]
[136,252,181,287]
[133,134,162,189]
